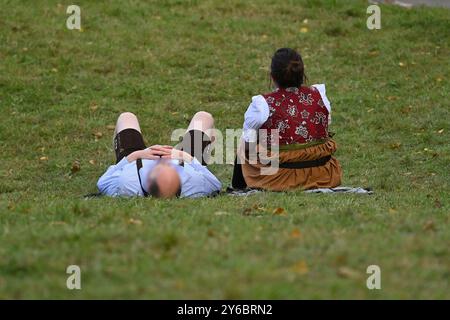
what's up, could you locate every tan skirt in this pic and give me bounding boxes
[239,139,342,191]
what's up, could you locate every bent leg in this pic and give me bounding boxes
[186,111,215,142]
[114,112,142,136]
[113,112,146,163]
[180,111,216,165]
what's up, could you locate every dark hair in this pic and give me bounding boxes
[270,48,306,88]
[148,177,182,198]
[148,177,161,197]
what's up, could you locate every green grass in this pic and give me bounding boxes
[0,0,449,299]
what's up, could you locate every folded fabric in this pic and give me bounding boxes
[303,187,373,194]
[227,186,373,196]
[226,187,262,197]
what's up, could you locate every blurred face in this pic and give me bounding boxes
[147,160,182,198]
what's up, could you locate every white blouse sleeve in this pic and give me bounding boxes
[312,84,332,125]
[242,95,270,143]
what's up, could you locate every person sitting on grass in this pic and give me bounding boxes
[97,111,221,198]
[232,47,342,191]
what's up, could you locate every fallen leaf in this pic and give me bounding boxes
[434,199,442,209]
[90,102,99,111]
[390,142,401,149]
[252,204,266,212]
[39,156,48,161]
[89,159,96,165]
[106,124,115,130]
[387,96,398,101]
[401,106,413,114]
[128,218,142,225]
[93,131,103,140]
[290,228,302,239]
[51,68,58,73]
[302,19,308,24]
[207,229,215,237]
[337,267,360,279]
[389,208,397,214]
[50,221,67,226]
[423,220,436,231]
[300,27,309,33]
[291,261,309,275]
[368,50,379,56]
[437,129,444,134]
[71,160,81,173]
[272,207,287,216]
[398,62,406,67]
[214,211,229,216]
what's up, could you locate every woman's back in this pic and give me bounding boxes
[260,85,329,146]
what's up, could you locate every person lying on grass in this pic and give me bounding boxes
[232,47,342,191]
[97,111,221,198]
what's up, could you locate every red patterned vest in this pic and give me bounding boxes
[259,86,329,146]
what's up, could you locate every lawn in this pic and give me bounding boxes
[0,0,449,299]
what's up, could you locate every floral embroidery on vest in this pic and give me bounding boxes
[287,105,298,117]
[295,124,309,138]
[260,86,329,145]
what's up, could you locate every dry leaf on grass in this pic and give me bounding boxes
[128,218,142,225]
[337,267,361,279]
[290,228,302,239]
[291,261,309,275]
[214,211,229,216]
[423,220,436,231]
[93,131,103,139]
[252,204,267,212]
[434,199,442,209]
[71,160,81,173]
[401,106,413,114]
[50,221,67,226]
[272,207,287,216]
[390,142,401,149]
[90,102,99,111]
[242,204,267,216]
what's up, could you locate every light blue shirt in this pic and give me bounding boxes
[97,157,222,198]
